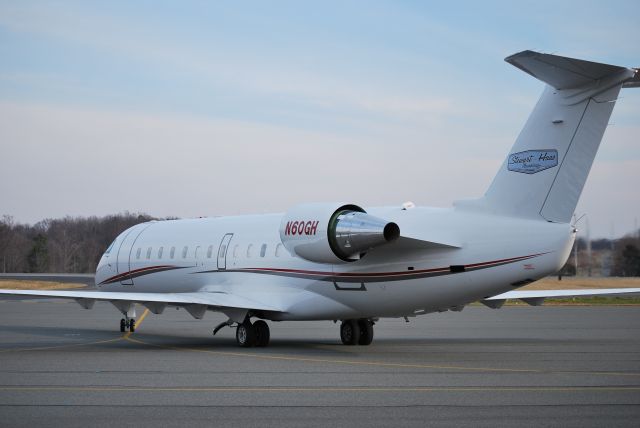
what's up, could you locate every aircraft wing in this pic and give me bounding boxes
[0,289,285,321]
[482,288,640,307]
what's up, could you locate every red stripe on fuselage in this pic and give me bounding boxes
[99,265,179,285]
[240,252,547,278]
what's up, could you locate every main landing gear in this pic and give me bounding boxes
[228,318,373,347]
[235,319,270,347]
[340,319,374,346]
[120,317,135,333]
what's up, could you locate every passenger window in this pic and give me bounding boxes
[158,247,163,259]
[170,246,175,259]
[275,243,283,257]
[146,247,152,259]
[233,245,239,258]
[182,246,188,259]
[207,245,213,258]
[260,244,267,257]
[246,244,253,258]
[218,245,226,259]
[136,248,141,259]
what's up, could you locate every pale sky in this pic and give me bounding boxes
[1,1,639,239]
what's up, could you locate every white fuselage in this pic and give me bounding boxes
[95,206,575,321]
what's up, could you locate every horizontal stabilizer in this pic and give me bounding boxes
[506,50,637,90]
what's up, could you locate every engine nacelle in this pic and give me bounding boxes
[279,203,400,263]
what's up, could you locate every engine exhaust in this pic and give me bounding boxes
[329,210,400,261]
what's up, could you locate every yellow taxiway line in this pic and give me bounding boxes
[2,310,638,380]
[0,308,151,353]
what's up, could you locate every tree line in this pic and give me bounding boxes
[612,236,640,276]
[1,213,639,276]
[553,235,640,277]
[0,213,154,273]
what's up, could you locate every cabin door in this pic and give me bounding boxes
[217,233,234,270]
[116,223,151,285]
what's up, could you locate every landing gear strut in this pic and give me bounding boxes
[120,318,135,333]
[340,319,374,346]
[235,319,270,347]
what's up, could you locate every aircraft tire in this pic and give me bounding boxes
[340,320,360,345]
[236,321,256,347]
[358,319,374,345]
[254,320,270,347]
[120,318,126,332]
[129,319,135,333]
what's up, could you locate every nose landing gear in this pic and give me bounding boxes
[120,317,135,333]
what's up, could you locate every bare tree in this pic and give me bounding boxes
[0,212,155,273]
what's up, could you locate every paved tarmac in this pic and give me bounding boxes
[0,299,638,427]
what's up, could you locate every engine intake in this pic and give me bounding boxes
[280,203,400,263]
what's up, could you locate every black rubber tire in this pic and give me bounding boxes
[129,319,135,333]
[358,319,374,345]
[236,321,256,347]
[340,320,361,345]
[254,320,270,347]
[120,318,126,333]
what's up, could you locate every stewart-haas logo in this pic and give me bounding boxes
[508,149,558,174]
[284,220,320,236]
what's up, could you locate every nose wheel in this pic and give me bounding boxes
[120,318,136,333]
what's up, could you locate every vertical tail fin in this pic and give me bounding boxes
[481,51,638,223]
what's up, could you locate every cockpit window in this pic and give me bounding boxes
[105,230,129,254]
[105,240,116,254]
